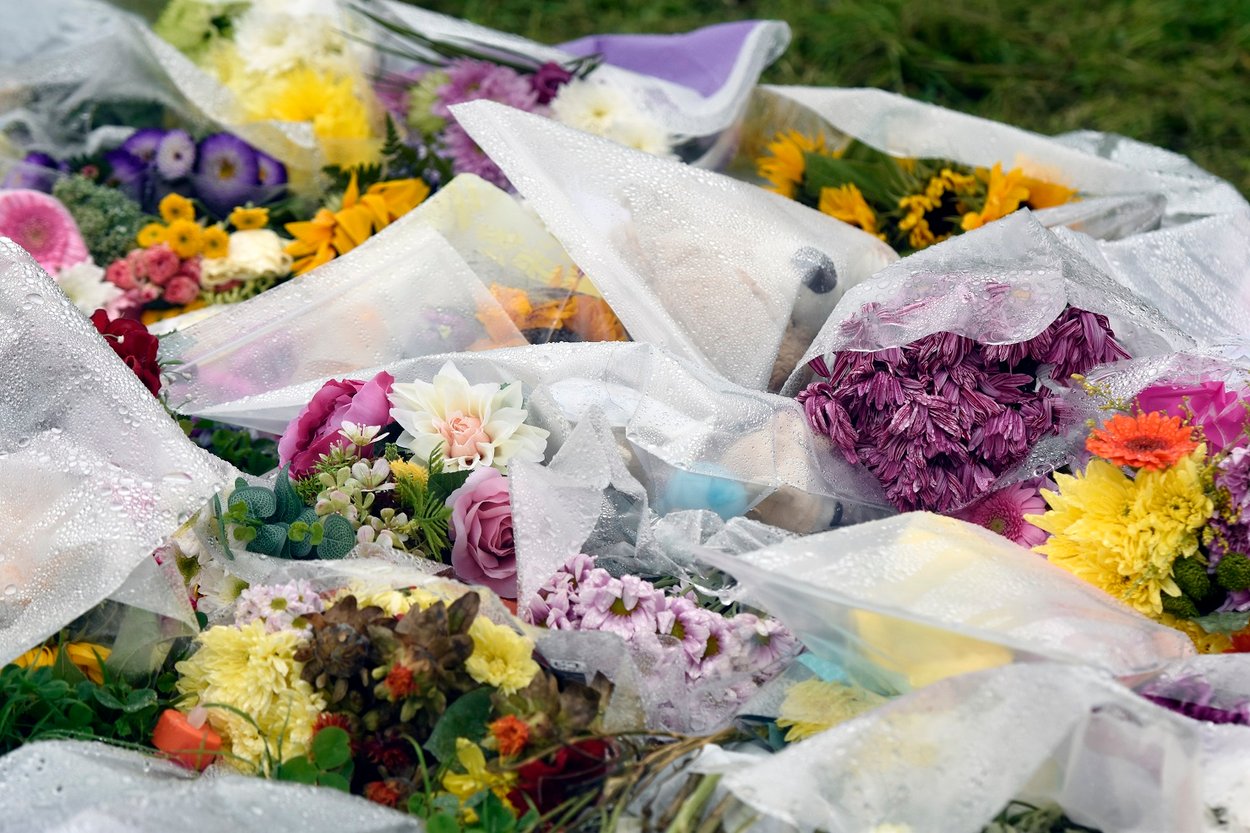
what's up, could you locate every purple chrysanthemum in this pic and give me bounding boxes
[442,123,510,189]
[578,574,661,640]
[434,59,539,119]
[155,129,196,180]
[194,132,260,215]
[120,128,165,165]
[800,304,1125,513]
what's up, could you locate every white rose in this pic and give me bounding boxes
[201,229,293,287]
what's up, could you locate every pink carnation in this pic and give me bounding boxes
[0,189,89,273]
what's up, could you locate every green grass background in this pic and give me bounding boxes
[418,0,1250,194]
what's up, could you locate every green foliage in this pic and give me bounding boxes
[982,800,1102,832]
[1216,552,1250,592]
[220,467,356,560]
[322,115,453,191]
[1161,593,1199,618]
[412,0,1250,197]
[52,175,155,265]
[275,726,354,792]
[182,418,279,476]
[424,687,492,763]
[1193,610,1250,635]
[0,648,178,755]
[390,446,467,558]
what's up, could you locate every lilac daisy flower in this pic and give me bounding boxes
[577,574,661,640]
[194,132,260,216]
[234,579,325,632]
[655,593,711,661]
[683,609,738,681]
[729,613,801,676]
[155,129,196,180]
[2,152,66,192]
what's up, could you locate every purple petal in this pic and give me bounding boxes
[120,128,165,164]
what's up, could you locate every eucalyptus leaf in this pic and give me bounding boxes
[317,515,356,560]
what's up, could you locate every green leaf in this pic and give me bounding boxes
[50,646,88,685]
[478,792,517,833]
[273,465,301,522]
[311,726,352,770]
[316,514,356,560]
[426,812,461,833]
[276,757,320,785]
[123,688,158,713]
[90,687,125,711]
[228,486,277,520]
[424,687,492,763]
[429,469,472,503]
[1193,610,1250,634]
[247,522,290,557]
[318,772,352,793]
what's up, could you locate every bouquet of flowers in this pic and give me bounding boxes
[788,211,1194,522]
[1028,365,1250,653]
[756,136,1078,254]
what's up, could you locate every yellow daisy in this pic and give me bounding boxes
[165,219,203,259]
[202,226,230,259]
[159,193,196,224]
[229,206,270,230]
[137,222,168,248]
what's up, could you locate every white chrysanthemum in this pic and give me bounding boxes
[389,361,549,473]
[231,0,361,77]
[55,260,122,314]
[550,78,674,157]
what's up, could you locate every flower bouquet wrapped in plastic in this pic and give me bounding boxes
[791,211,1194,520]
[1025,353,1250,654]
[738,85,1249,251]
[448,99,898,393]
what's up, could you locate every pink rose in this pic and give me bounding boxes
[1136,380,1249,453]
[143,243,180,285]
[126,248,148,281]
[447,468,516,598]
[278,371,395,476]
[105,257,136,289]
[163,275,200,305]
[135,283,161,303]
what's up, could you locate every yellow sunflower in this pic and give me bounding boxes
[818,183,885,239]
[961,163,1030,231]
[756,130,832,199]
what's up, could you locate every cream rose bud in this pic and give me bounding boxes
[388,361,549,473]
[201,229,293,287]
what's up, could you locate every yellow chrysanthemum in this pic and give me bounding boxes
[756,130,831,199]
[1029,453,1214,616]
[818,183,885,239]
[389,458,430,488]
[442,738,516,807]
[175,621,325,772]
[775,679,887,742]
[202,226,230,259]
[165,219,203,259]
[245,67,380,170]
[137,222,168,248]
[961,163,1030,231]
[13,642,112,685]
[332,582,444,618]
[159,193,196,224]
[284,172,430,275]
[466,618,540,695]
[230,206,270,230]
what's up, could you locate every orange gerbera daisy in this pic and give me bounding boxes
[1086,411,1199,470]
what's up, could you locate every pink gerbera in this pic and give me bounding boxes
[0,189,88,274]
[953,480,1050,548]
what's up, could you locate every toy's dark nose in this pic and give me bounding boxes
[793,246,838,294]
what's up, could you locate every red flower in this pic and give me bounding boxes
[90,308,162,396]
[364,779,406,808]
[383,664,417,699]
[489,715,530,757]
[509,739,613,814]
